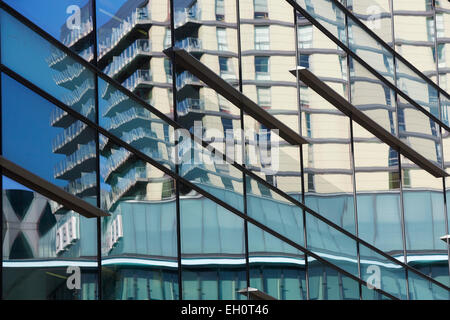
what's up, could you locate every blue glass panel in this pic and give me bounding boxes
[2,176,97,300]
[99,136,178,300]
[4,0,94,61]
[308,256,360,300]
[2,73,97,203]
[0,9,96,121]
[180,192,246,300]
[248,223,307,300]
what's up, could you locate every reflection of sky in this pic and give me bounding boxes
[2,74,66,187]
[1,11,80,103]
[5,0,193,39]
[2,176,31,191]
[4,0,90,40]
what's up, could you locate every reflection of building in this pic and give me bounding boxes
[2,0,450,300]
[49,2,96,214]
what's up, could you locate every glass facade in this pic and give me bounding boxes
[0,0,449,300]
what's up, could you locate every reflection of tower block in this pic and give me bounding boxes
[48,2,97,215]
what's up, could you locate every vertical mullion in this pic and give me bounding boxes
[293,8,309,300]
[390,0,410,300]
[235,0,251,296]
[0,32,3,301]
[343,4,362,300]
[432,0,450,288]
[90,0,102,301]
[169,0,183,301]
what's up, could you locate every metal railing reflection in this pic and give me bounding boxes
[122,69,153,92]
[103,39,151,78]
[98,7,151,60]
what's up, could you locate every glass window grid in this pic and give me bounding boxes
[0,0,448,300]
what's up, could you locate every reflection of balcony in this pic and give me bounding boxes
[99,134,109,151]
[102,90,132,117]
[103,39,151,79]
[62,78,95,108]
[52,121,91,154]
[176,71,202,88]
[104,107,152,134]
[62,17,94,48]
[105,166,148,208]
[175,8,202,28]
[98,7,151,58]
[53,63,88,88]
[51,98,95,128]
[122,69,153,91]
[64,172,97,198]
[47,46,94,71]
[102,148,132,181]
[54,141,96,180]
[102,147,162,182]
[121,127,159,149]
[175,37,203,53]
[177,98,205,117]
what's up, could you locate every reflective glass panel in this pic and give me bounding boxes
[408,269,450,300]
[393,0,438,83]
[396,60,440,120]
[307,256,360,300]
[353,123,403,253]
[4,0,94,62]
[0,9,96,121]
[246,175,304,247]
[180,188,246,300]
[2,176,98,300]
[248,223,307,300]
[401,155,448,287]
[347,16,395,84]
[100,136,179,300]
[349,57,397,135]
[346,0,392,44]
[2,73,97,204]
[294,0,347,45]
[398,96,442,167]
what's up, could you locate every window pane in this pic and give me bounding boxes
[0,9,96,121]
[246,175,304,247]
[100,136,179,300]
[2,176,98,300]
[2,73,97,204]
[3,0,94,62]
[248,223,307,300]
[180,190,247,300]
[308,256,360,300]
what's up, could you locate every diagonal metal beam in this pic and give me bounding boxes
[290,67,448,178]
[0,156,109,218]
[163,47,308,146]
